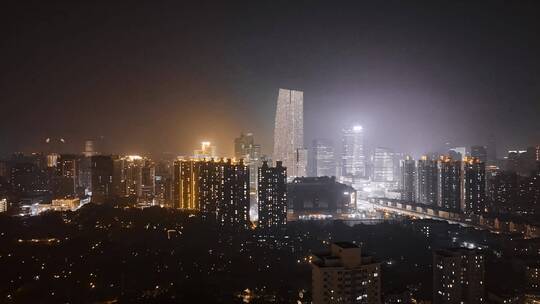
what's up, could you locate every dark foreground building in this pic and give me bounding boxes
[311,242,381,304]
[287,176,356,220]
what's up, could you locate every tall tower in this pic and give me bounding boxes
[341,125,366,178]
[462,157,486,215]
[273,88,306,179]
[438,156,462,212]
[416,156,438,205]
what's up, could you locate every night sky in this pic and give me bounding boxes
[2,1,539,158]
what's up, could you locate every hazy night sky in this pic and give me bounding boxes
[1,1,539,158]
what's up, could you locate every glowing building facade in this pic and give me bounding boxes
[373,147,394,182]
[310,139,336,177]
[273,88,306,180]
[341,125,366,178]
[173,158,249,228]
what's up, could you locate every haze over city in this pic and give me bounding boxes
[1,2,540,304]
[2,1,539,157]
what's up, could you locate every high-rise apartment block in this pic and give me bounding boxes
[400,156,416,202]
[437,156,462,212]
[433,248,485,304]
[257,161,287,230]
[172,158,249,228]
[416,156,438,205]
[312,242,381,304]
[462,157,486,214]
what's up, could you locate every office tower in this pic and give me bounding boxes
[373,147,394,182]
[470,146,488,163]
[90,155,113,204]
[257,161,287,230]
[438,156,462,212]
[312,242,381,304]
[273,88,306,179]
[311,139,336,177]
[193,141,216,159]
[400,156,416,202]
[416,156,438,205]
[287,176,356,219]
[173,158,249,228]
[433,248,485,304]
[341,125,366,178]
[462,157,486,214]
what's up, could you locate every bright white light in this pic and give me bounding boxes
[353,125,363,131]
[126,155,142,161]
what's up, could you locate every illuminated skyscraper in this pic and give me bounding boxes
[341,125,366,178]
[373,147,394,182]
[273,88,306,179]
[416,156,438,205]
[433,248,485,304]
[310,139,336,177]
[257,161,287,230]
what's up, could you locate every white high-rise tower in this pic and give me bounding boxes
[273,88,306,179]
[341,125,366,177]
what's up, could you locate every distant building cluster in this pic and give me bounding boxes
[400,155,486,215]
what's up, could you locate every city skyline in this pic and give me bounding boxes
[1,2,540,303]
